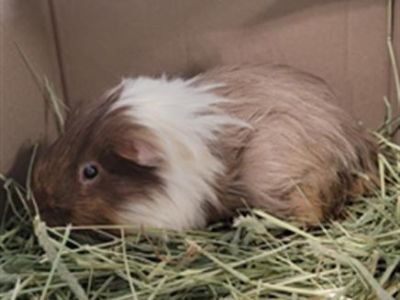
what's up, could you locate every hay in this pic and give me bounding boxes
[1,2,400,299]
[0,138,400,299]
[1,88,400,300]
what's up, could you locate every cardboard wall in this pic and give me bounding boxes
[0,0,399,178]
[50,0,394,128]
[0,0,62,180]
[391,0,400,113]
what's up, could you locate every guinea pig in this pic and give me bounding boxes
[32,64,378,231]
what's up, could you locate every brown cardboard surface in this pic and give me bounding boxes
[392,0,400,112]
[51,0,394,129]
[0,0,62,178]
[0,0,399,177]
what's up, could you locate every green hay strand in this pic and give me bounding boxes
[1,1,399,299]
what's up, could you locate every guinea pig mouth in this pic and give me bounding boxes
[31,196,71,226]
[37,207,70,226]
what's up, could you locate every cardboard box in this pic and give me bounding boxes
[1,0,399,180]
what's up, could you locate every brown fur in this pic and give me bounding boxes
[32,87,163,226]
[32,64,378,229]
[199,65,378,225]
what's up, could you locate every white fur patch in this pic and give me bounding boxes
[110,76,247,230]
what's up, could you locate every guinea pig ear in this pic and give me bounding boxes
[114,137,162,167]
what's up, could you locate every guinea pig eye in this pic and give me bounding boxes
[80,163,99,182]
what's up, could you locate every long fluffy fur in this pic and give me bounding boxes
[199,65,377,223]
[110,64,377,229]
[110,76,247,229]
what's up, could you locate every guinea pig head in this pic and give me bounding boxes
[31,91,164,227]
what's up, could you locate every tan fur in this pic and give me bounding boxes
[199,65,378,225]
[32,64,378,230]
